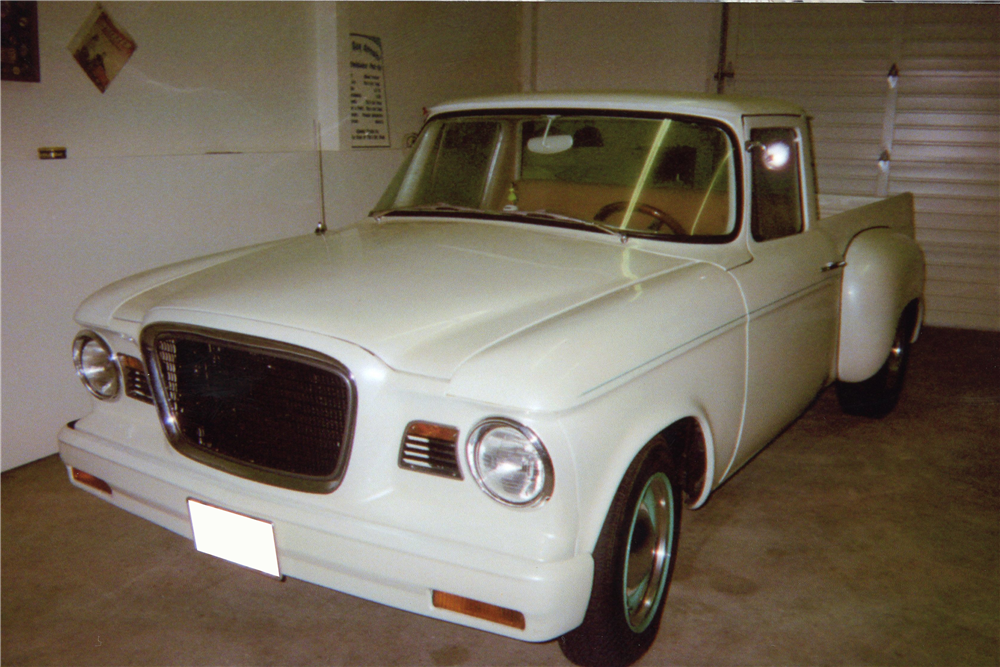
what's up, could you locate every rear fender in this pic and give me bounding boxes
[838,228,925,383]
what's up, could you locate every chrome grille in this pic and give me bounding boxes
[143,325,355,493]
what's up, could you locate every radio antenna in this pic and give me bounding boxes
[315,121,328,235]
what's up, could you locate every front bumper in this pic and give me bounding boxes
[57,422,593,642]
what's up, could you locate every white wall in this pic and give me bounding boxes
[0,1,527,471]
[1,2,319,159]
[1,2,321,471]
[1,1,722,471]
[532,3,721,94]
[318,1,523,229]
[316,2,720,230]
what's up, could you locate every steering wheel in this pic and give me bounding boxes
[594,201,686,235]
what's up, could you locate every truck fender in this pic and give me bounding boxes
[573,409,716,559]
[838,228,925,383]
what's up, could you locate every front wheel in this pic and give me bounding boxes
[559,441,682,667]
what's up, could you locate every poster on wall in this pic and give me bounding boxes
[67,3,136,93]
[1,1,40,82]
[349,33,390,148]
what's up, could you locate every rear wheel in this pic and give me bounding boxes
[559,441,681,667]
[837,307,916,418]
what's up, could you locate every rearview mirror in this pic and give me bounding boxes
[527,135,573,154]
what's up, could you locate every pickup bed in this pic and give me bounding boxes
[60,93,924,667]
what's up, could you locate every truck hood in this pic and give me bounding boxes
[97,218,693,379]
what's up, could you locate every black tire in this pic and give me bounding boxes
[836,306,915,418]
[559,439,682,667]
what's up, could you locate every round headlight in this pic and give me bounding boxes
[467,418,553,507]
[72,331,120,400]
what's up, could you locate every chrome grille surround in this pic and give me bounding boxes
[141,324,356,494]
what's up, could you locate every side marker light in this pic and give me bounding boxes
[71,468,113,495]
[432,590,526,630]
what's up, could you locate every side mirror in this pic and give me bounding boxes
[746,140,793,171]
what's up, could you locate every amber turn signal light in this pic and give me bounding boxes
[71,468,113,495]
[432,590,525,630]
[405,421,459,443]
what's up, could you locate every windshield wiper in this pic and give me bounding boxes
[371,203,487,218]
[371,204,628,242]
[506,209,628,242]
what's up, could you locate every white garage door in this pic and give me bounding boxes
[725,4,999,330]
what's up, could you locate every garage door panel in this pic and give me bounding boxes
[925,279,1000,302]
[814,126,890,144]
[813,111,889,127]
[892,179,1000,200]
[924,294,999,322]
[793,95,889,113]
[917,229,999,249]
[895,111,999,129]
[924,261,999,286]
[924,311,999,330]
[727,4,1000,331]
[899,77,999,99]
[903,41,1000,58]
[913,197,999,219]
[739,57,892,77]
[897,96,999,115]
[892,143,999,166]
[814,142,885,162]
[822,177,883,198]
[894,126,999,147]
[732,77,887,98]
[730,4,896,31]
[901,57,1000,75]
[903,6,1000,34]
[891,162,998,185]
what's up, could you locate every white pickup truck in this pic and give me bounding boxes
[60,93,925,667]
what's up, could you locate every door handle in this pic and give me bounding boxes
[821,261,847,272]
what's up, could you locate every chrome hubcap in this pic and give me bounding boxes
[623,472,674,632]
[885,325,909,390]
[888,338,905,373]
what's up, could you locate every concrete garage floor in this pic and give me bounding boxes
[3,327,998,667]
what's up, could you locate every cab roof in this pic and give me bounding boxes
[429,92,806,126]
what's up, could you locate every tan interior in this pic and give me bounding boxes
[514,179,732,236]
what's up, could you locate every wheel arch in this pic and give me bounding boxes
[838,228,925,383]
[907,297,924,345]
[576,414,713,556]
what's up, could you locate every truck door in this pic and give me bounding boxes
[724,115,840,477]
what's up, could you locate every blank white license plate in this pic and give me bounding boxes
[187,499,281,578]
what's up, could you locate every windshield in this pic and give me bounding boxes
[375,112,738,240]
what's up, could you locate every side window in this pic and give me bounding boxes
[750,128,803,242]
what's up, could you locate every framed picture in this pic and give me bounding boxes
[1,1,41,83]
[67,3,135,93]
[349,34,390,148]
